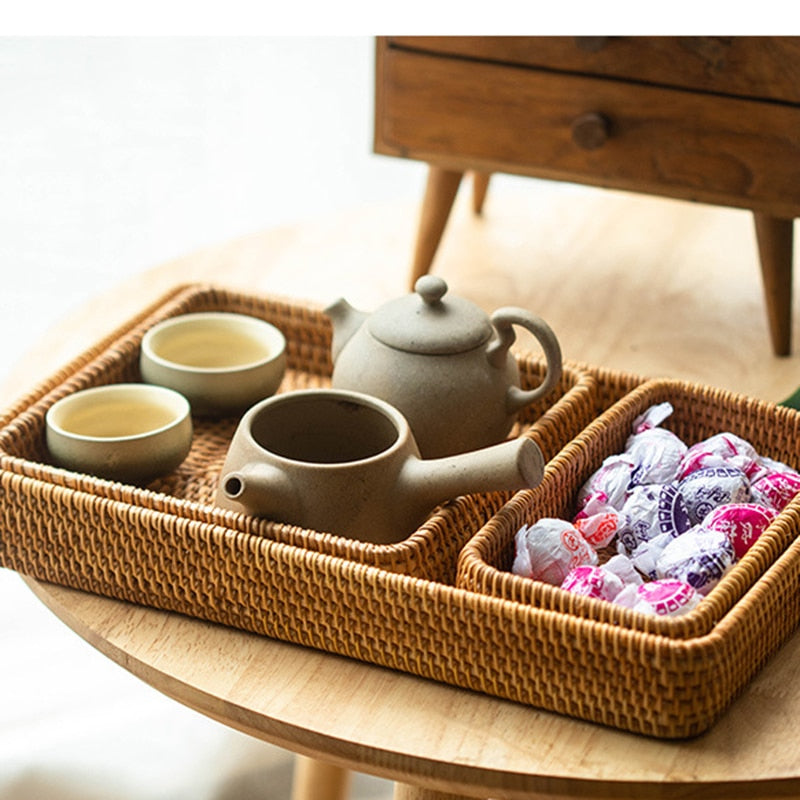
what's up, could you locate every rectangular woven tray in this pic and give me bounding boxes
[2,284,797,738]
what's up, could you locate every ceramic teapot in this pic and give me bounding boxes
[215,388,544,544]
[325,276,562,458]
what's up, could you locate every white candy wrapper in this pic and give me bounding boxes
[576,453,635,512]
[629,532,675,580]
[512,519,597,586]
[655,526,736,596]
[625,427,687,487]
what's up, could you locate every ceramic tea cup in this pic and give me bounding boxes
[140,312,287,415]
[45,383,193,484]
[215,388,544,544]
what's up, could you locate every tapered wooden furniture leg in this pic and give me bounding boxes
[393,782,477,800]
[753,212,794,356]
[291,756,352,800]
[471,171,491,215]
[409,166,463,288]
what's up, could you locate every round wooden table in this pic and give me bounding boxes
[6,213,800,800]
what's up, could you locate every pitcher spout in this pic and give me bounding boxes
[397,436,545,517]
[324,297,368,363]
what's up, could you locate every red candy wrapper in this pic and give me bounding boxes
[614,578,700,617]
[572,497,625,548]
[513,519,597,585]
[702,502,776,559]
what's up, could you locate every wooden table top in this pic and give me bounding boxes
[6,202,800,799]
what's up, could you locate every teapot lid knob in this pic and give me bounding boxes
[415,275,448,306]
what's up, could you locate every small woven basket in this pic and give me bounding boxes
[457,378,800,638]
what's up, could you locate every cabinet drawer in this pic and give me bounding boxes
[375,47,800,216]
[387,36,800,105]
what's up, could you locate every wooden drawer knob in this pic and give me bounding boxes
[571,112,611,150]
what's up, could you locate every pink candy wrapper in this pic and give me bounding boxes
[702,502,776,559]
[513,519,597,586]
[656,526,735,595]
[751,470,800,513]
[560,564,626,601]
[614,579,701,617]
[678,465,751,525]
[679,432,761,481]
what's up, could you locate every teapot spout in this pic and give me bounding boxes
[397,437,545,517]
[216,462,295,519]
[324,298,369,362]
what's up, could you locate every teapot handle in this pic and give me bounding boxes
[487,307,563,414]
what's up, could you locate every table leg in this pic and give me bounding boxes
[291,755,352,800]
[393,782,478,800]
[753,211,794,356]
[410,166,463,287]
[472,171,491,215]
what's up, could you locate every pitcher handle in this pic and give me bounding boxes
[487,307,562,414]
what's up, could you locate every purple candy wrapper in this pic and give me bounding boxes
[678,465,750,525]
[616,483,691,554]
[656,526,735,595]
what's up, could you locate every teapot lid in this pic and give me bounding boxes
[368,276,492,354]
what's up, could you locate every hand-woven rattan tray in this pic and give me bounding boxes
[2,283,798,739]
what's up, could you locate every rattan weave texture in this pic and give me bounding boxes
[2,285,798,738]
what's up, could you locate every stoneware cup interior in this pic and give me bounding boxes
[139,311,287,415]
[45,383,193,484]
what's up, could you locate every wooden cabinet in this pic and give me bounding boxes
[374,36,800,355]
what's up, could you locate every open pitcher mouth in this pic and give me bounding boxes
[248,390,404,465]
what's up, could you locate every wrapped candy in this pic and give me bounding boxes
[625,427,687,487]
[560,563,627,601]
[656,526,736,595]
[678,465,751,525]
[629,532,675,580]
[603,553,644,586]
[679,433,761,481]
[614,579,701,617]
[631,401,674,433]
[750,470,800,513]
[572,496,625,549]
[702,502,776,559]
[512,519,597,585]
[616,483,691,554]
[576,453,635,512]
